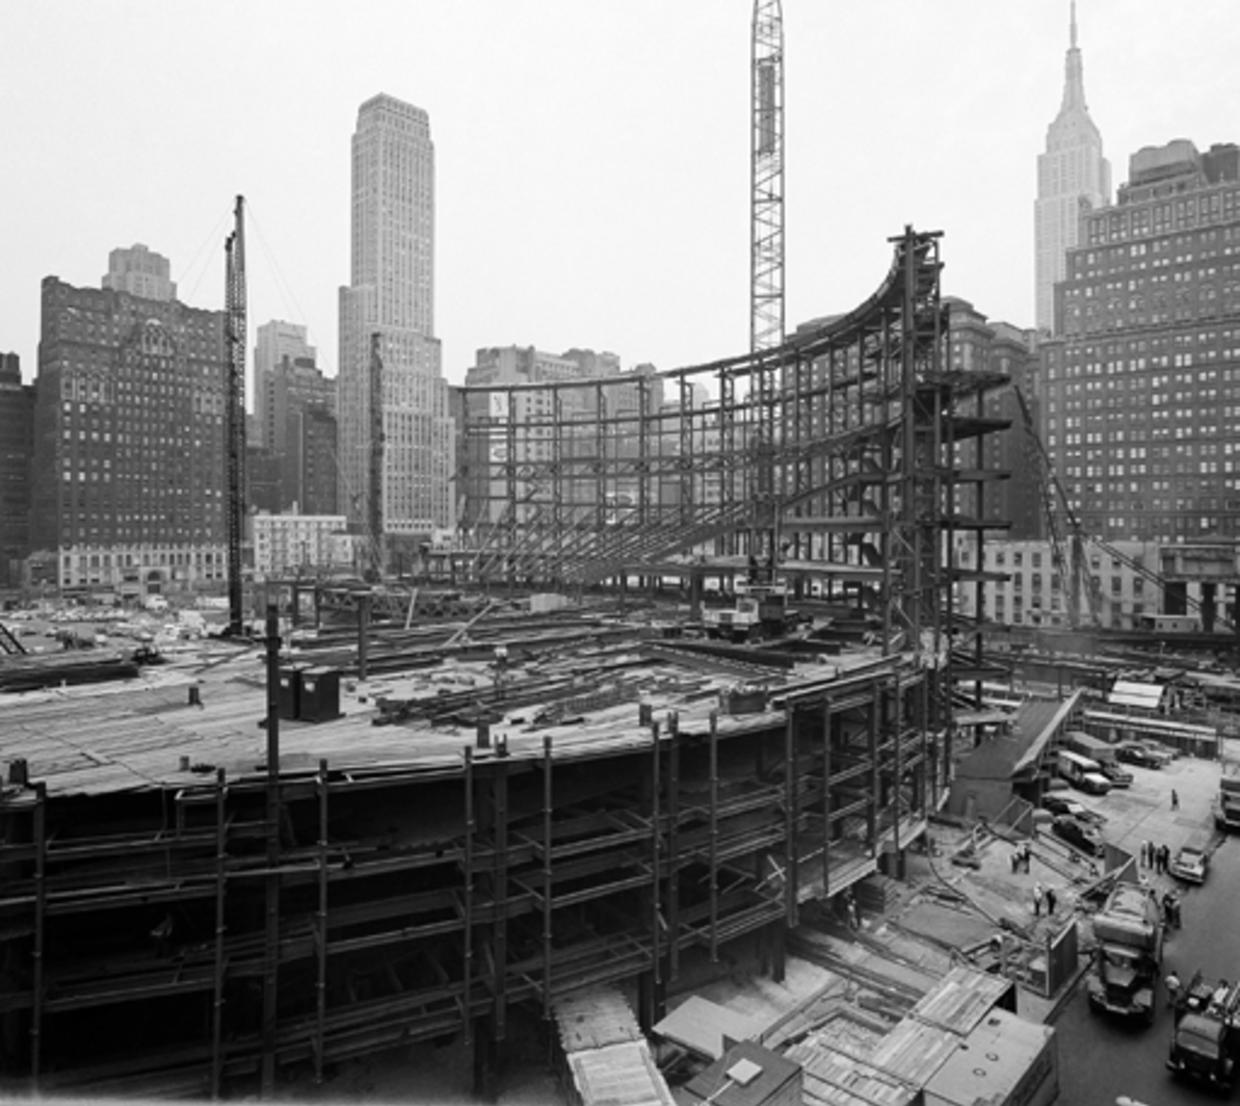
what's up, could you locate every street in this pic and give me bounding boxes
[1056,829,1240,1105]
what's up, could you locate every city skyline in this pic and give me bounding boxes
[2,1,1238,392]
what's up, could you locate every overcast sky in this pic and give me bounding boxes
[4,1,1239,396]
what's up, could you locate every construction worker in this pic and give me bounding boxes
[1166,969,1182,1010]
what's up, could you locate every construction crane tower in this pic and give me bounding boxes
[750,0,784,562]
[224,195,247,635]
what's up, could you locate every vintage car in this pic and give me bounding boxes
[1042,794,1089,819]
[1115,742,1164,768]
[1169,842,1209,885]
[1052,814,1106,858]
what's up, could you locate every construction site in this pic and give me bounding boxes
[0,205,1052,1100]
[0,3,1084,1102]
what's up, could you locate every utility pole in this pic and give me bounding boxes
[225,196,247,635]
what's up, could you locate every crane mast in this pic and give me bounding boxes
[750,0,784,562]
[225,195,247,635]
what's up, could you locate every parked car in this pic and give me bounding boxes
[1052,814,1106,857]
[1077,771,1113,796]
[1043,794,1089,819]
[1115,742,1163,768]
[1099,762,1134,788]
[1169,843,1209,885]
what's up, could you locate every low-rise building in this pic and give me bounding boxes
[252,511,349,578]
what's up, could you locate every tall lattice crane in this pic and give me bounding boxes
[749,0,784,560]
[224,195,247,635]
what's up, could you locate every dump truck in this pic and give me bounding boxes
[1087,883,1163,1024]
[1167,974,1240,1089]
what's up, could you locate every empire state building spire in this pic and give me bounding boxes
[1060,0,1087,114]
[1034,1,1110,335]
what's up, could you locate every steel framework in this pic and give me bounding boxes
[458,228,1009,648]
[0,658,935,1095]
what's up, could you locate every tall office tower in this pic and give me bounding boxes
[30,252,229,596]
[254,320,318,451]
[287,405,339,516]
[102,243,177,303]
[1041,139,1240,544]
[0,352,35,586]
[944,299,1042,539]
[338,94,456,548]
[1034,2,1111,335]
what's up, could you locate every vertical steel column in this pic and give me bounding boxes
[783,710,798,925]
[505,393,519,591]
[261,602,282,1095]
[891,679,902,866]
[492,750,509,1040]
[594,383,608,538]
[667,728,680,981]
[211,769,227,1099]
[719,369,736,554]
[708,712,719,962]
[552,392,565,586]
[867,682,879,852]
[541,736,553,1014]
[649,725,662,989]
[821,704,831,894]
[678,378,694,529]
[462,748,474,1047]
[29,783,46,1085]
[638,378,651,533]
[315,759,329,1084]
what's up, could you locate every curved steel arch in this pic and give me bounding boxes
[456,227,1009,659]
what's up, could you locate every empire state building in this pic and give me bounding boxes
[1034,2,1110,335]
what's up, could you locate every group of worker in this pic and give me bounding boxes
[1139,839,1171,872]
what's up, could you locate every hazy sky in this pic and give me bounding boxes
[4,1,1238,395]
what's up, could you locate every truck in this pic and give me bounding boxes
[1057,749,1112,795]
[1087,883,1163,1024]
[1167,974,1240,1089]
[1214,765,1240,831]
[1064,729,1133,788]
[702,583,798,642]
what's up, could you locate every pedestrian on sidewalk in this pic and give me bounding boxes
[1161,843,1171,872]
[1171,788,1180,811]
[1046,886,1057,915]
[1011,848,1020,874]
[1023,841,1032,872]
[1140,839,1149,868]
[1033,882,1044,917]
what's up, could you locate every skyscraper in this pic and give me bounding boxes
[1041,139,1240,544]
[338,94,456,549]
[0,352,34,587]
[1034,2,1110,335]
[31,250,229,595]
[254,320,318,452]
